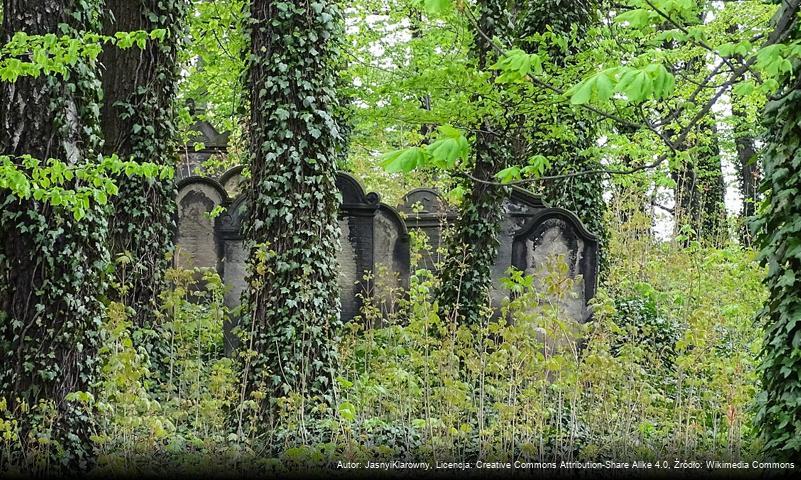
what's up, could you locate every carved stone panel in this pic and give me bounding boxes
[373,204,410,315]
[511,209,599,323]
[175,178,228,271]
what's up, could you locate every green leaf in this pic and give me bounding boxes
[381,147,427,173]
[524,154,551,177]
[492,49,542,83]
[614,9,653,29]
[427,138,464,169]
[338,401,357,422]
[616,69,650,102]
[422,0,451,15]
[437,124,462,138]
[495,166,521,184]
[426,125,469,169]
[569,78,595,105]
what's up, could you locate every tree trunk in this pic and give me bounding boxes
[672,119,726,244]
[436,0,511,325]
[99,0,186,347]
[732,103,760,246]
[755,4,801,457]
[242,0,344,419]
[0,0,107,470]
[437,0,599,324]
[523,1,607,271]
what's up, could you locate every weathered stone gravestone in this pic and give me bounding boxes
[175,166,599,353]
[398,189,457,270]
[175,177,227,271]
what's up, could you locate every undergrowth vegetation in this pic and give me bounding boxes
[0,211,766,475]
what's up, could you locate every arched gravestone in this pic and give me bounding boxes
[399,188,457,269]
[512,208,599,323]
[208,168,387,324]
[175,177,228,270]
[486,188,550,311]
[219,165,247,198]
[335,173,381,321]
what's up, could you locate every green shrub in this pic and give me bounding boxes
[0,230,768,475]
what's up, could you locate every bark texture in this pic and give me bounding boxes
[100,0,185,334]
[0,0,107,470]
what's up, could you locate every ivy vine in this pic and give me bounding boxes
[100,0,188,349]
[0,0,108,470]
[241,0,345,423]
[436,0,511,326]
[754,17,801,457]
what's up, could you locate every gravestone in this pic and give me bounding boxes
[512,208,599,322]
[175,177,227,271]
[219,165,247,198]
[399,189,456,269]
[335,173,381,322]
[216,194,248,352]
[372,204,410,316]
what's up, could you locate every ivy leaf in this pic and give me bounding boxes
[150,29,167,41]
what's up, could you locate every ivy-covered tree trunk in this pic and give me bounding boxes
[99,0,186,330]
[437,0,599,324]
[755,7,801,457]
[0,0,107,470]
[242,0,344,415]
[529,1,607,268]
[436,0,511,325]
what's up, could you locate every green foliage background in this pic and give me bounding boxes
[1,0,801,473]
